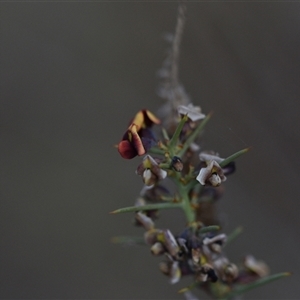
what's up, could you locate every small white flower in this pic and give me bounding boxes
[143,169,153,185]
[177,103,205,122]
[203,234,227,257]
[136,155,167,186]
[199,152,224,164]
[203,234,227,246]
[196,160,226,186]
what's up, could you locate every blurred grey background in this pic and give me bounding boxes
[1,2,300,299]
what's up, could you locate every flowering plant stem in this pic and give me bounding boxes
[178,182,196,224]
[112,4,289,298]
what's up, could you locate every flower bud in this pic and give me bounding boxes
[171,156,184,172]
[223,263,239,283]
[151,242,165,256]
[243,255,269,277]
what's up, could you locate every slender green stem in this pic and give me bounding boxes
[199,225,221,234]
[168,114,188,152]
[162,128,170,141]
[177,181,195,224]
[111,236,145,245]
[178,112,212,158]
[185,179,200,193]
[221,272,291,300]
[220,148,249,168]
[223,226,243,248]
[148,147,165,155]
[178,281,198,294]
[190,182,202,206]
[159,163,171,170]
[110,202,182,214]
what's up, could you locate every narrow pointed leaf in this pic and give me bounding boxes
[160,196,176,202]
[220,148,249,168]
[169,114,189,150]
[184,179,199,193]
[224,226,243,248]
[182,290,200,300]
[148,146,165,155]
[178,112,212,158]
[222,272,291,300]
[159,163,171,170]
[111,236,145,246]
[178,281,198,294]
[110,202,182,214]
[199,225,221,234]
[190,183,203,205]
[162,128,170,141]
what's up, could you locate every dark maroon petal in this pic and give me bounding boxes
[118,140,138,159]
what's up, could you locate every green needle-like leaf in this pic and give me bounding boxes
[111,236,145,246]
[222,272,291,300]
[110,202,182,214]
[148,146,165,155]
[178,281,198,294]
[178,112,212,158]
[184,179,199,192]
[169,114,189,150]
[199,225,221,234]
[159,163,171,170]
[220,148,249,168]
[224,226,243,248]
[162,128,170,141]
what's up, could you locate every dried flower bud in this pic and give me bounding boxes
[151,242,165,256]
[159,260,181,284]
[243,255,269,277]
[191,248,201,264]
[134,197,146,207]
[158,230,180,258]
[223,263,239,283]
[197,264,218,283]
[159,261,171,275]
[144,229,161,245]
[210,243,222,253]
[177,238,189,255]
[135,212,154,231]
[169,261,181,284]
[171,156,184,172]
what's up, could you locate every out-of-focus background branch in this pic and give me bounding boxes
[1,3,299,299]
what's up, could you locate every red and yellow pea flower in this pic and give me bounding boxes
[118,110,160,159]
